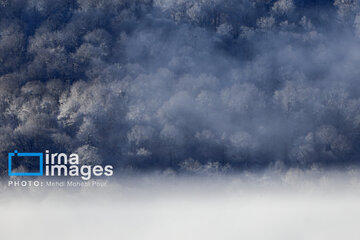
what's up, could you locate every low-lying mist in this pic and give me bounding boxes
[2,171,360,240]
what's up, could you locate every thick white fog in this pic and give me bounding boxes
[1,172,360,240]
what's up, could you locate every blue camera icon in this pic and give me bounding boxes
[8,150,43,176]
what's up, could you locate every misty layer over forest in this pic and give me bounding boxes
[1,0,360,174]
